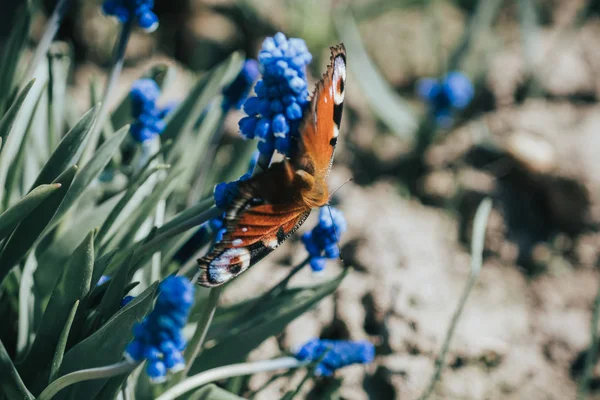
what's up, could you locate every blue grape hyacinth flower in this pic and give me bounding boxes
[295,338,375,376]
[124,276,194,383]
[223,59,260,111]
[417,71,474,128]
[238,32,312,156]
[129,79,175,143]
[302,207,347,272]
[102,0,159,32]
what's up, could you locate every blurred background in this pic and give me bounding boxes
[5,0,600,398]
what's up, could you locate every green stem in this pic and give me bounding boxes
[181,286,223,377]
[419,198,492,400]
[80,18,133,166]
[577,269,600,399]
[157,357,307,400]
[36,361,138,400]
[23,0,71,84]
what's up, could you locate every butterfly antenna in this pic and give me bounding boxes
[329,177,353,200]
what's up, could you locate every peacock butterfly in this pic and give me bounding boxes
[197,44,347,287]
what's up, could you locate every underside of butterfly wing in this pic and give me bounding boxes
[197,162,311,287]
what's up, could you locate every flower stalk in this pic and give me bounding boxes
[180,286,223,377]
[36,361,138,400]
[419,198,492,400]
[157,357,308,400]
[23,0,72,84]
[81,18,133,165]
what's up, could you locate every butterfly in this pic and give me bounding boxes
[197,44,347,287]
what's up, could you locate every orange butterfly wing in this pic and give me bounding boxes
[196,44,347,287]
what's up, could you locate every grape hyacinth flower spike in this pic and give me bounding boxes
[124,276,195,383]
[129,78,175,143]
[302,207,347,272]
[417,71,474,128]
[238,32,313,157]
[103,0,159,32]
[295,338,375,376]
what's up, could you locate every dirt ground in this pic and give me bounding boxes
[52,0,600,398]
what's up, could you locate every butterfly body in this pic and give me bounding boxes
[197,44,347,287]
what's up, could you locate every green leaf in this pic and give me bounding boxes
[33,194,123,308]
[185,384,245,400]
[4,89,44,209]
[49,300,80,384]
[335,11,418,140]
[17,253,37,356]
[57,283,158,400]
[95,163,170,248]
[161,52,243,151]
[48,125,129,229]
[19,231,94,384]
[0,165,77,283]
[0,79,35,144]
[191,269,348,373]
[93,374,128,400]
[0,184,61,240]
[0,339,34,400]
[46,44,72,155]
[0,80,45,209]
[96,251,134,325]
[29,105,98,190]
[102,168,182,253]
[0,5,31,114]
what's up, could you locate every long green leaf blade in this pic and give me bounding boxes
[0,79,35,144]
[161,52,243,149]
[57,283,158,400]
[0,339,34,400]
[191,269,348,373]
[19,231,94,384]
[0,5,31,114]
[49,300,80,384]
[48,124,129,229]
[335,11,418,140]
[29,105,98,190]
[0,165,77,283]
[187,384,245,400]
[0,184,60,240]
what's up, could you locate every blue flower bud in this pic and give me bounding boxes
[286,103,303,120]
[302,207,347,272]
[147,360,167,383]
[294,338,375,376]
[97,275,111,286]
[129,78,175,143]
[254,118,270,139]
[417,71,474,127]
[121,295,135,307]
[103,0,159,31]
